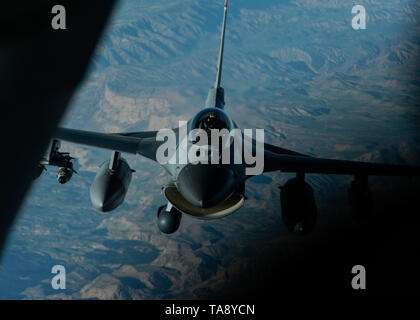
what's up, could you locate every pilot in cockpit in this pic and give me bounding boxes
[198,112,227,136]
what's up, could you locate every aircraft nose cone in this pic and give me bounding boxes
[177,164,235,208]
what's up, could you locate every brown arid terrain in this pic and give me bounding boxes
[1,0,419,298]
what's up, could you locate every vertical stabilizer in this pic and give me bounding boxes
[205,0,228,109]
[215,0,228,89]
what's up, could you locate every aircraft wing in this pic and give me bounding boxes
[263,148,420,176]
[54,127,162,161]
[262,141,309,158]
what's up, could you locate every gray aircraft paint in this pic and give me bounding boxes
[50,0,420,229]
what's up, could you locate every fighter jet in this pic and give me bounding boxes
[39,0,420,234]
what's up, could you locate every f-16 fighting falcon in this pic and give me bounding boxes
[37,0,420,235]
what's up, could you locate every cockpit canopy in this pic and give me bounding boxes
[189,108,234,136]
